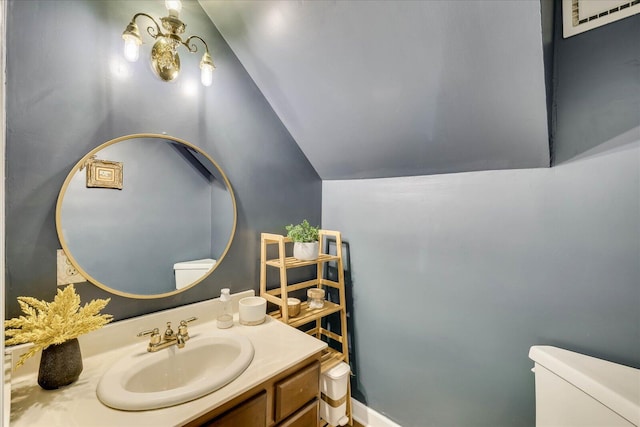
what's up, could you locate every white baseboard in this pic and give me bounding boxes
[351,398,402,427]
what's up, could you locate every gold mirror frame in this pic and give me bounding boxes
[55,133,237,299]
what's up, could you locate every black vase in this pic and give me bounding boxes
[37,338,83,390]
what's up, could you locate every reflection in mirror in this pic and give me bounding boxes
[56,134,236,298]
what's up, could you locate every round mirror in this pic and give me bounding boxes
[56,134,237,298]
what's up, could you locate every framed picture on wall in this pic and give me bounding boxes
[85,157,123,189]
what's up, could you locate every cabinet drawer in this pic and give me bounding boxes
[205,391,267,427]
[277,399,318,427]
[274,361,320,422]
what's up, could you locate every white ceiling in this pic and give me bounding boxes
[200,0,550,180]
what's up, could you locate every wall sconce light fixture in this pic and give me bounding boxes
[122,0,215,86]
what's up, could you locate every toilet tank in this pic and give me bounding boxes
[529,346,640,427]
[173,258,216,289]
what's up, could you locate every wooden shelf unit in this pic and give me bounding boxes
[260,230,352,425]
[268,300,343,329]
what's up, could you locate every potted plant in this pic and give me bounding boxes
[5,284,112,390]
[285,219,320,260]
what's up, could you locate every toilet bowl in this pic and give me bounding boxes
[529,346,640,427]
[173,258,216,289]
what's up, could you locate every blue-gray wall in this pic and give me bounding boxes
[5,0,321,319]
[205,0,552,180]
[553,6,640,164]
[323,12,640,427]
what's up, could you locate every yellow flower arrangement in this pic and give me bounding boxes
[5,285,113,367]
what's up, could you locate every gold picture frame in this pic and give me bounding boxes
[86,157,123,189]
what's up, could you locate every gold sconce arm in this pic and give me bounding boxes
[183,35,208,54]
[129,12,166,41]
[121,5,215,86]
[184,36,216,86]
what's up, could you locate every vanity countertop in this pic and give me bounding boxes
[8,294,327,426]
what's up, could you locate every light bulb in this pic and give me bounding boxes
[165,0,182,14]
[200,52,215,87]
[123,36,140,62]
[200,63,213,87]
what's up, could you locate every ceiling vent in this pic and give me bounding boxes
[563,0,640,37]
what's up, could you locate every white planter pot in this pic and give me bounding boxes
[293,242,319,260]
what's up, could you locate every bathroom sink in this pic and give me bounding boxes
[96,331,254,411]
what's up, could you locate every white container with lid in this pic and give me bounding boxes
[238,296,267,326]
[320,362,351,426]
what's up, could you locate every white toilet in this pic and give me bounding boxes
[173,258,216,289]
[529,346,640,427]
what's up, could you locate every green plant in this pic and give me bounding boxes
[285,219,319,243]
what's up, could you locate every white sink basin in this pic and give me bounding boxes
[96,331,254,411]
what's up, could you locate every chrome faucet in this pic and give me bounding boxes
[138,317,197,352]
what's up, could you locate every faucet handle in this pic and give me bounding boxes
[181,317,197,325]
[177,317,197,345]
[137,327,159,337]
[178,317,197,332]
[137,327,161,345]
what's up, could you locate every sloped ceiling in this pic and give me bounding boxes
[199,0,550,179]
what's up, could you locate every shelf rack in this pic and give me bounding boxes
[260,230,352,426]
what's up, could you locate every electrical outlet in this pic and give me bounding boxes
[56,249,86,286]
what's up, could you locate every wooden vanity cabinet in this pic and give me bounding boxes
[278,400,319,427]
[202,391,267,427]
[274,360,320,422]
[183,356,321,427]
